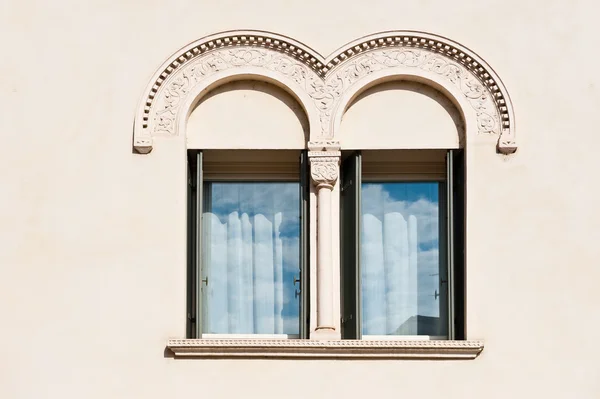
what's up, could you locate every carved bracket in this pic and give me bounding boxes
[134,30,517,154]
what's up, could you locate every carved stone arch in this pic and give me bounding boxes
[133,30,516,154]
[324,32,516,153]
[133,31,326,154]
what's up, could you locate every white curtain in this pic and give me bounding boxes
[203,211,285,334]
[361,212,418,335]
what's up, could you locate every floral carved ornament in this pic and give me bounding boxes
[310,157,340,188]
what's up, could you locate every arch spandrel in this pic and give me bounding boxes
[133,30,516,154]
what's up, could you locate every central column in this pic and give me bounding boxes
[308,141,341,340]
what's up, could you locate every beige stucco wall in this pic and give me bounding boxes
[339,81,462,149]
[187,80,308,149]
[1,0,600,397]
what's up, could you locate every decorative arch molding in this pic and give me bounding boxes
[133,30,516,154]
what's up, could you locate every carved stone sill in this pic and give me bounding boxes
[166,339,484,360]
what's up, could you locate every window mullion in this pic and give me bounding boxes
[355,152,362,340]
[195,151,203,338]
[186,155,196,338]
[446,150,455,340]
[452,149,466,340]
[300,150,310,339]
[341,151,362,339]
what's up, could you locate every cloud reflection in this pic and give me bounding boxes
[361,183,444,336]
[202,182,300,335]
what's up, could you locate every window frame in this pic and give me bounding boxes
[340,149,465,341]
[186,150,310,339]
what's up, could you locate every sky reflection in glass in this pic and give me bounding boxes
[202,182,300,335]
[361,182,446,336]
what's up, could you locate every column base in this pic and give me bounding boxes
[311,327,341,341]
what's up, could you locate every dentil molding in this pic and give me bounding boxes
[134,30,516,154]
[166,339,484,359]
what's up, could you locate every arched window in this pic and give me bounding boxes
[337,82,465,339]
[186,81,311,339]
[135,30,515,358]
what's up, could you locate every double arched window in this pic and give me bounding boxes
[136,30,516,358]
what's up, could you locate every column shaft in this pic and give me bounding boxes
[308,142,341,340]
[316,185,333,329]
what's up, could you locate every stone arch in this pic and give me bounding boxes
[323,32,515,153]
[133,30,516,154]
[133,31,325,153]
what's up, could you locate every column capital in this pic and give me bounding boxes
[308,141,340,188]
[309,153,340,188]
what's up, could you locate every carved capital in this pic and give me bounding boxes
[309,153,340,188]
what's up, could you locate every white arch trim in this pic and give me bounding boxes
[133,30,516,154]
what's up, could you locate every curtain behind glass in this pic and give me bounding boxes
[361,182,446,337]
[202,182,300,335]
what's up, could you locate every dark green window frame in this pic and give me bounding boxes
[186,150,311,339]
[340,149,465,340]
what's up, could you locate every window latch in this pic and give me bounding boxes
[341,314,353,324]
[293,274,301,298]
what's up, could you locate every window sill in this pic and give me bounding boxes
[166,339,484,359]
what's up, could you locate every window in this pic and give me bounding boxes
[186,148,465,342]
[187,150,310,339]
[340,149,465,340]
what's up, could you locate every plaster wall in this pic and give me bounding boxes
[1,0,600,398]
[339,81,462,149]
[187,80,308,149]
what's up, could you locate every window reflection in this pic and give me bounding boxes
[361,182,447,337]
[202,182,300,335]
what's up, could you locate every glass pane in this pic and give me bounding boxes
[361,182,447,337]
[202,182,300,335]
